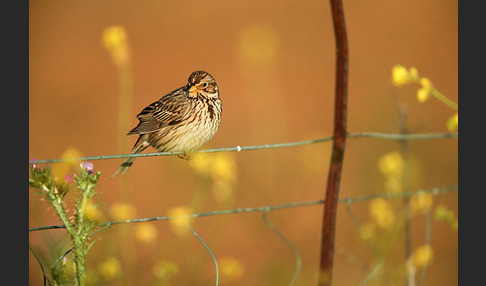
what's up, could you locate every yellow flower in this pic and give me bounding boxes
[211,153,237,183]
[369,198,395,228]
[84,200,104,222]
[408,67,419,80]
[447,112,458,131]
[420,77,433,89]
[98,257,122,281]
[102,26,131,67]
[167,206,193,236]
[189,153,238,203]
[412,245,434,268]
[135,223,158,243]
[410,193,434,214]
[188,152,213,176]
[392,65,413,86]
[51,147,83,182]
[189,153,237,182]
[417,87,431,102]
[102,26,127,50]
[435,205,455,221]
[219,257,245,281]
[378,151,403,178]
[109,202,137,220]
[416,77,434,103]
[152,259,179,281]
[434,205,458,231]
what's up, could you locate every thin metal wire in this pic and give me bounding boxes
[29,185,457,232]
[28,132,457,165]
[52,248,73,269]
[186,220,219,286]
[262,209,302,286]
[345,201,384,286]
[29,245,48,286]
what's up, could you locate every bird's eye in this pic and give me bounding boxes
[201,82,208,88]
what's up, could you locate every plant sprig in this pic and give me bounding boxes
[29,161,101,286]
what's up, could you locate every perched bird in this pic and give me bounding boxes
[112,70,222,177]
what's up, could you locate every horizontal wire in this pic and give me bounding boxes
[28,132,457,165]
[29,184,457,232]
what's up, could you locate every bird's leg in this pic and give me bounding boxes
[177,153,192,160]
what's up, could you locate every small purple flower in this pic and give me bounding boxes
[64,174,72,182]
[81,161,94,174]
[30,158,37,169]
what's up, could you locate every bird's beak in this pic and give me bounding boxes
[189,85,198,96]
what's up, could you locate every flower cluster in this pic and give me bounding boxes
[392,65,458,131]
[102,26,131,68]
[434,205,458,231]
[392,65,434,102]
[189,152,238,203]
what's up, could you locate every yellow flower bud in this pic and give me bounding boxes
[447,112,458,131]
[84,200,104,222]
[98,257,122,281]
[109,202,137,220]
[409,67,419,80]
[152,259,179,281]
[378,151,404,177]
[417,87,431,102]
[410,193,434,214]
[392,65,413,86]
[412,245,434,268]
[219,257,245,281]
[434,205,458,231]
[420,77,433,90]
[188,153,213,175]
[102,26,130,67]
[168,206,193,236]
[51,147,83,183]
[369,198,395,228]
[135,223,158,243]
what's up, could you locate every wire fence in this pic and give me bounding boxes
[29,132,458,286]
[28,132,457,165]
[29,184,457,232]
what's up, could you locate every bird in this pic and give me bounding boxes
[112,70,222,177]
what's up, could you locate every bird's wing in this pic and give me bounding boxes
[127,88,191,135]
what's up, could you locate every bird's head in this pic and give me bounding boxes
[187,71,219,99]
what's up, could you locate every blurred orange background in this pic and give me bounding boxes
[29,0,457,285]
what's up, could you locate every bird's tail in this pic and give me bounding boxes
[112,136,150,178]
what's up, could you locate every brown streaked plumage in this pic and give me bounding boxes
[112,71,222,177]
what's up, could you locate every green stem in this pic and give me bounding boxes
[49,195,75,235]
[70,238,85,286]
[72,181,97,286]
[430,88,458,110]
[49,194,84,286]
[76,184,93,234]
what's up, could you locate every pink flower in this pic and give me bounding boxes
[81,161,94,174]
[30,158,37,169]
